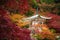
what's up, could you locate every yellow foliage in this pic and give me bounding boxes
[10,14,25,21]
[10,14,27,27]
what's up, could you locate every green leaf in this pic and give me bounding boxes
[43,38,50,40]
[50,29,56,33]
[33,34,42,40]
[32,0,37,5]
[25,11,34,17]
[22,24,29,28]
[31,0,38,8]
[40,0,55,4]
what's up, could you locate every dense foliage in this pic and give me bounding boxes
[0,0,29,14]
[0,7,32,40]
